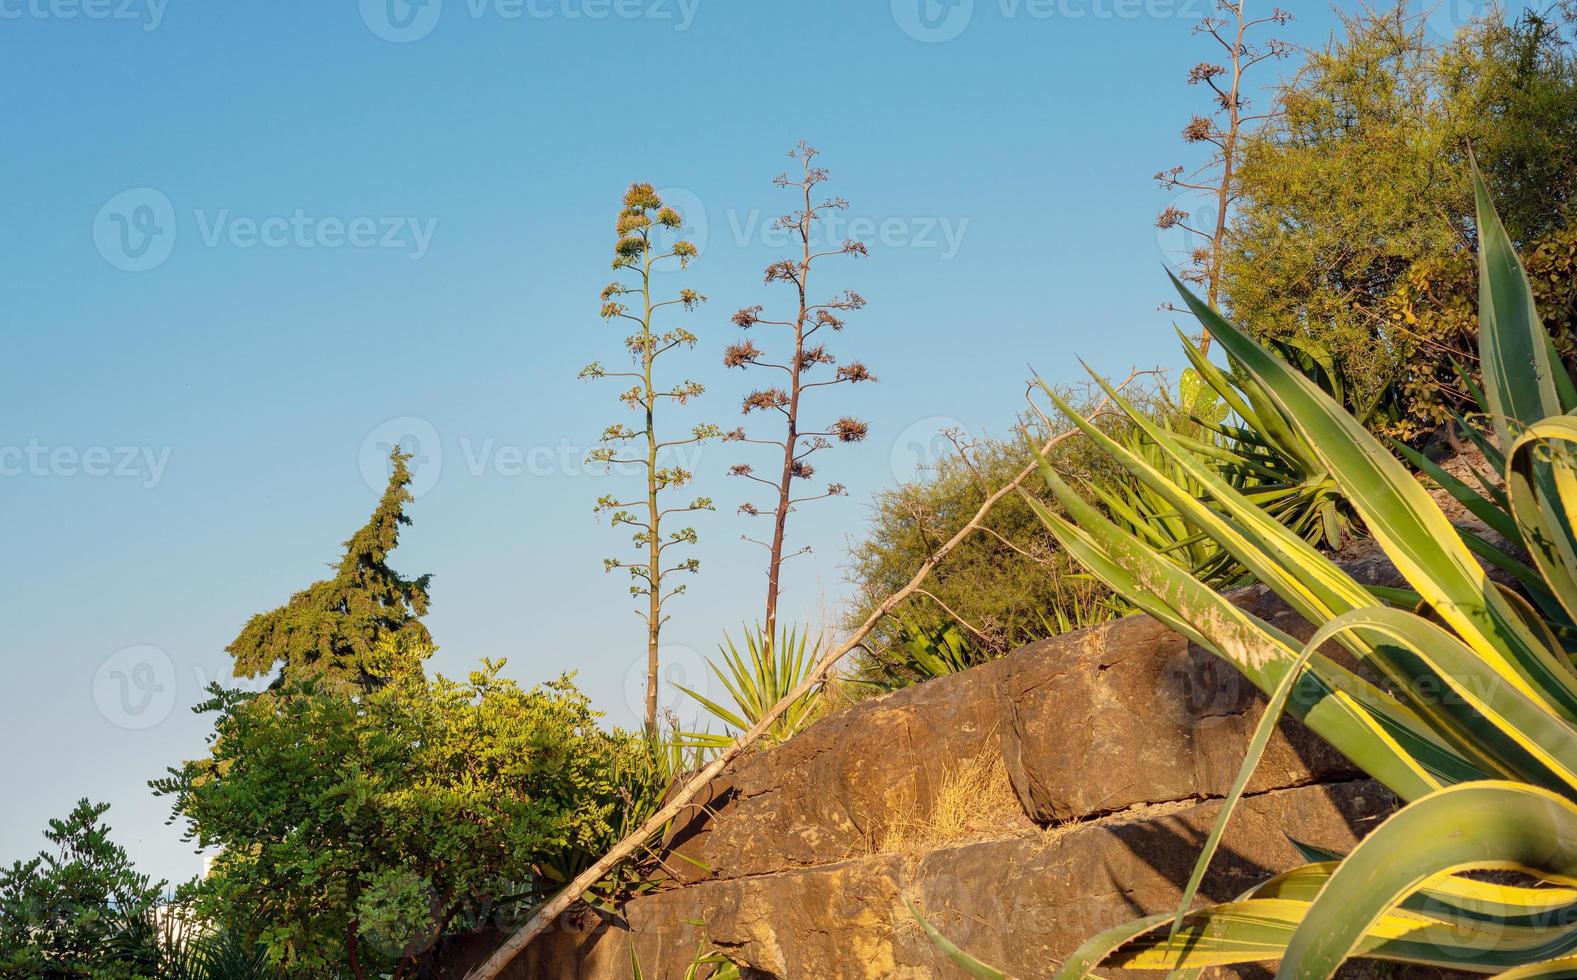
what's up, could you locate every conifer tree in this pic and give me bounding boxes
[581,183,719,732]
[724,143,876,648]
[228,448,432,691]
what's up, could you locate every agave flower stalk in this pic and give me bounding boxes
[581,183,721,732]
[724,142,877,647]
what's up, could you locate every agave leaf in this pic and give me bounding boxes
[1278,781,1577,979]
[675,685,749,734]
[1391,439,1519,543]
[1026,478,1463,798]
[1457,529,1568,625]
[1456,405,1509,477]
[1300,607,1577,796]
[1473,158,1561,444]
[1112,896,1577,972]
[1041,379,1509,781]
[1509,418,1577,626]
[1040,380,1367,630]
[1166,610,1326,947]
[1249,860,1577,926]
[906,901,1013,979]
[1172,275,1577,727]
[1053,912,1174,980]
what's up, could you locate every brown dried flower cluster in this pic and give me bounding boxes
[724,340,763,368]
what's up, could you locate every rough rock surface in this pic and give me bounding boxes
[440,577,1412,979]
[451,781,1391,979]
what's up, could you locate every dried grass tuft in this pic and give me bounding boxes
[869,753,1024,855]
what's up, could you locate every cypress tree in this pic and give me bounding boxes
[229,448,433,690]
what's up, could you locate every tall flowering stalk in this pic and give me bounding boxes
[581,183,719,732]
[724,143,876,647]
[1155,1,1292,352]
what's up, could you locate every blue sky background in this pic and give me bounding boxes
[1,0,1497,881]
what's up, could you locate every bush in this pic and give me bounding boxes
[0,800,165,980]
[154,639,646,978]
[843,401,1136,668]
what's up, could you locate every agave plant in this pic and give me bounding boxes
[921,164,1577,977]
[1094,329,1362,610]
[679,627,824,749]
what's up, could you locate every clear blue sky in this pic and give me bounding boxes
[1,0,1486,882]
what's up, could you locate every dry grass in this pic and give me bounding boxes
[868,753,1025,855]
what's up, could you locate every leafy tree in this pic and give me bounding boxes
[581,183,719,733]
[153,639,639,980]
[724,142,876,647]
[1224,2,1577,435]
[0,799,164,979]
[227,448,432,691]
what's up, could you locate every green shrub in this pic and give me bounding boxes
[0,800,165,979]
[153,641,642,977]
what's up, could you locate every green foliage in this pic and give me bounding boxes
[539,730,713,907]
[227,448,432,691]
[110,908,270,980]
[1225,3,1577,436]
[929,167,1577,976]
[845,362,1362,688]
[153,641,640,977]
[844,408,1129,665]
[679,626,824,748]
[0,799,164,980]
[856,612,981,691]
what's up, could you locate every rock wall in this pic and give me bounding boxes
[443,574,1401,979]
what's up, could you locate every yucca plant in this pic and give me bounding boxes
[920,164,1577,978]
[853,611,981,692]
[679,626,824,749]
